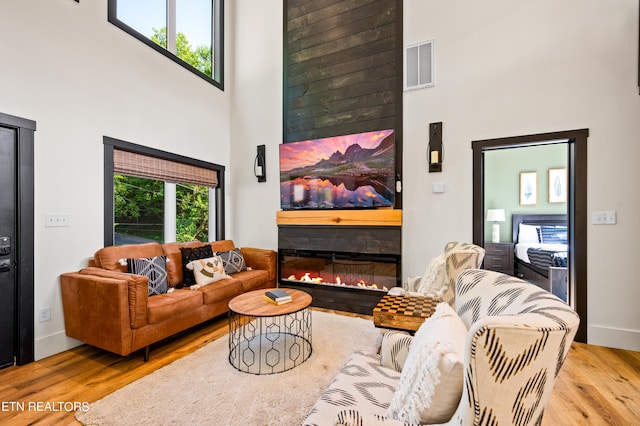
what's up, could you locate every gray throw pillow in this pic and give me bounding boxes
[216,248,247,275]
[127,256,168,296]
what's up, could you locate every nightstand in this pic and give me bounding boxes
[483,242,514,275]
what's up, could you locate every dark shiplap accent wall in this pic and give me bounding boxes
[284,0,402,143]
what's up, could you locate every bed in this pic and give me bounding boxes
[512,214,568,302]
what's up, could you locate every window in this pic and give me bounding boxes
[108,0,224,89]
[104,137,225,246]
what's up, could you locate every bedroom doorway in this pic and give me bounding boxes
[472,129,588,344]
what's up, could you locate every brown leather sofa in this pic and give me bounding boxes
[60,240,276,360]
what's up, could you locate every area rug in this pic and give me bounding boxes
[76,311,382,426]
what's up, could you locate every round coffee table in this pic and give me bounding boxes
[228,288,312,375]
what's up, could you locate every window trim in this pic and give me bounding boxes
[107,0,224,90]
[104,136,225,247]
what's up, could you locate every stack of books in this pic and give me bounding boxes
[264,289,292,305]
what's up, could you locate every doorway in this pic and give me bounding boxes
[0,112,36,368]
[472,129,588,343]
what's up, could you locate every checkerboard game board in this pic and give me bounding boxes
[373,294,441,331]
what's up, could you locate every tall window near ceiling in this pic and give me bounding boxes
[108,0,224,89]
[104,137,225,247]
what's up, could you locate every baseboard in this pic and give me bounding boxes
[35,331,83,361]
[588,324,640,352]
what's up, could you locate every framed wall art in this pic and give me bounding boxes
[548,168,567,203]
[519,171,537,205]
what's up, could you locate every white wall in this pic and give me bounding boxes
[232,0,640,351]
[229,1,282,250]
[401,0,640,351]
[0,0,231,359]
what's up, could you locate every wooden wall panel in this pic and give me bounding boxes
[284,0,402,143]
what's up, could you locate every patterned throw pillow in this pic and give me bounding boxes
[186,255,229,289]
[216,248,247,274]
[127,256,168,296]
[540,225,568,244]
[180,245,214,286]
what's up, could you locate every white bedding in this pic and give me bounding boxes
[515,243,568,264]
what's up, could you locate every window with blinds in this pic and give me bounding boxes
[114,149,218,187]
[104,138,225,247]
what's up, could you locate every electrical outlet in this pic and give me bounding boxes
[39,306,51,322]
[45,213,70,227]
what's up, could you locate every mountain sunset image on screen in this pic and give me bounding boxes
[279,129,395,210]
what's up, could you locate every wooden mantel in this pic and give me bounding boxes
[276,209,402,227]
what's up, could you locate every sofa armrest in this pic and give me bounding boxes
[60,271,139,356]
[79,267,149,329]
[379,331,413,372]
[240,247,277,281]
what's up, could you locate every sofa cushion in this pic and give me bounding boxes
[186,255,229,289]
[93,242,164,272]
[127,256,169,296]
[216,248,247,274]
[209,239,236,253]
[229,269,269,292]
[302,351,401,425]
[379,331,413,372]
[196,276,244,305]
[180,244,214,287]
[386,302,467,424]
[146,289,203,324]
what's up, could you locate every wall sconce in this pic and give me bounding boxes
[486,209,506,243]
[254,145,266,183]
[428,122,443,172]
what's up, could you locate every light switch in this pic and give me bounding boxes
[592,211,616,225]
[45,214,70,227]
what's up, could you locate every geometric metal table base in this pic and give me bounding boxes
[228,307,312,375]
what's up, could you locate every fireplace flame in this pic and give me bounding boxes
[286,273,387,291]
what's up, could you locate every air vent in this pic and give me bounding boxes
[404,40,434,91]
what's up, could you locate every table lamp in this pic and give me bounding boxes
[486,209,506,243]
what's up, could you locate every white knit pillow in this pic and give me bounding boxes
[416,253,447,297]
[386,302,466,424]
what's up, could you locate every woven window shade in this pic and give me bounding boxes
[114,149,218,187]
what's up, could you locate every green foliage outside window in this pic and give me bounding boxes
[176,183,209,243]
[114,174,209,244]
[151,27,212,77]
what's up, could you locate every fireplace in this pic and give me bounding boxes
[280,249,399,291]
[277,222,401,314]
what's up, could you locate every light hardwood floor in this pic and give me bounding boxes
[0,309,638,425]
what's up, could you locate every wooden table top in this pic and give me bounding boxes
[228,288,312,317]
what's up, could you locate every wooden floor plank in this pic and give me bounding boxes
[0,309,638,425]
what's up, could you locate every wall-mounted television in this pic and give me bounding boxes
[279,129,395,210]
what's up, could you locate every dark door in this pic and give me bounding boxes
[0,126,17,368]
